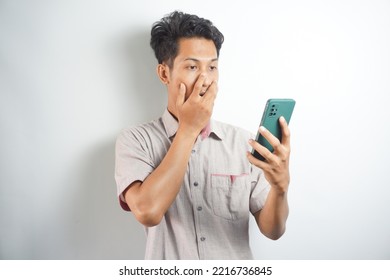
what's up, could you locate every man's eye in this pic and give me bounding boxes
[188,65,197,70]
[210,66,218,71]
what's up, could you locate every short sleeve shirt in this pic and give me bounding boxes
[115,109,270,259]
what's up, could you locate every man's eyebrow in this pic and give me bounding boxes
[184,57,219,62]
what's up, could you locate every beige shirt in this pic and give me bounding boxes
[115,109,270,259]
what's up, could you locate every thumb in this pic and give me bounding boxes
[176,83,186,107]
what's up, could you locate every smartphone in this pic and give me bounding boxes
[252,99,295,161]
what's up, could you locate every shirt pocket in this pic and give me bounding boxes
[211,173,250,220]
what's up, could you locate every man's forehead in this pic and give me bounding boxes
[176,39,217,59]
[165,38,217,68]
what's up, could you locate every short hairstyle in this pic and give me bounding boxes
[150,11,224,67]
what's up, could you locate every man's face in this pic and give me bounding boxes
[160,37,219,116]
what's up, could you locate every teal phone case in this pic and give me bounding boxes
[252,99,295,161]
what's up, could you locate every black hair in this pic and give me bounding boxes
[150,11,224,67]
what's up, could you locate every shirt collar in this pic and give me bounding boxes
[162,109,223,141]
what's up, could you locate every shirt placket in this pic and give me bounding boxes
[189,137,206,260]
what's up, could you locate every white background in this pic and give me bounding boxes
[1,0,389,259]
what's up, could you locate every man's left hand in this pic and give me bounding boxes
[247,116,291,194]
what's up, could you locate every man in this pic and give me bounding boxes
[115,11,291,259]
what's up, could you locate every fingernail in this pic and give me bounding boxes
[259,126,266,132]
[280,116,285,122]
[248,139,254,144]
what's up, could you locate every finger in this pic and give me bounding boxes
[248,139,276,163]
[258,126,281,152]
[176,83,186,107]
[190,74,207,100]
[203,80,218,102]
[247,151,269,169]
[279,116,291,146]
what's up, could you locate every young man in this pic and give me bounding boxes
[115,11,291,259]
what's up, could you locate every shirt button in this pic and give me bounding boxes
[197,206,202,211]
[200,237,206,241]
[192,149,196,154]
[194,182,199,187]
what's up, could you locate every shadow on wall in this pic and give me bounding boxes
[66,140,146,259]
[65,28,166,259]
[113,26,168,124]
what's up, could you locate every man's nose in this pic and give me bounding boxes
[201,73,212,88]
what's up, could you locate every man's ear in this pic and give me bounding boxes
[157,64,170,85]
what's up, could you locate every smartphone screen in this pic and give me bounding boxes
[252,99,295,161]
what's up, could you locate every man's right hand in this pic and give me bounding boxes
[175,74,218,138]
[124,74,218,227]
